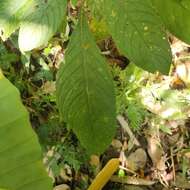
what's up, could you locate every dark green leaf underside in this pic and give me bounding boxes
[152,0,190,44]
[57,13,116,154]
[103,0,172,74]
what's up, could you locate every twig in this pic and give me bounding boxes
[111,175,156,186]
[117,115,140,146]
[170,147,176,183]
[119,165,137,175]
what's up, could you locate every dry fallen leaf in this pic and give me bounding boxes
[42,81,56,94]
[59,168,72,182]
[90,155,100,167]
[176,61,190,85]
[173,174,190,189]
[184,151,190,158]
[111,139,122,149]
[126,148,147,171]
[147,135,165,171]
[146,123,166,171]
[54,184,70,190]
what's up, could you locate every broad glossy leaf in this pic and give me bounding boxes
[57,13,116,154]
[152,0,190,44]
[103,0,172,74]
[0,70,52,190]
[19,0,67,51]
[0,0,34,39]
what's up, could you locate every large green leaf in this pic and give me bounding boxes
[0,0,67,51]
[103,0,172,74]
[0,0,37,39]
[56,13,116,154]
[19,0,67,51]
[152,0,190,44]
[0,70,52,190]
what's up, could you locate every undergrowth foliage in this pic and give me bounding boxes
[0,0,190,189]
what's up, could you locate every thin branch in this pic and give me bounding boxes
[117,115,140,146]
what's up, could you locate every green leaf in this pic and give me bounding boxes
[0,0,33,39]
[0,71,52,190]
[19,0,67,51]
[152,0,190,44]
[103,0,172,74]
[56,13,116,154]
[0,0,67,51]
[126,103,145,130]
[159,125,172,135]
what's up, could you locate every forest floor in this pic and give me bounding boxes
[2,34,190,190]
[1,4,190,190]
